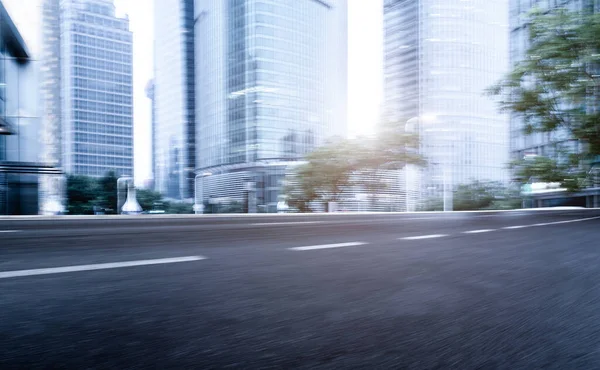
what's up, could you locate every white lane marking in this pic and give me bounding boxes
[0,230,21,233]
[463,229,496,234]
[533,216,600,226]
[497,216,600,231]
[0,256,206,279]
[399,217,439,220]
[290,242,367,251]
[251,221,325,226]
[547,216,600,224]
[251,217,438,226]
[400,234,448,240]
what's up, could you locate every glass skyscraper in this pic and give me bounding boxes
[384,0,510,208]
[152,0,196,200]
[194,0,347,211]
[41,0,134,178]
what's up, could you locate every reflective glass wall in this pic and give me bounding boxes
[152,0,195,199]
[0,3,48,215]
[60,0,134,177]
[384,0,510,204]
[194,0,347,207]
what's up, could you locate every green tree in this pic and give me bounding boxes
[419,198,443,212]
[352,126,425,208]
[165,201,193,214]
[453,181,501,211]
[510,154,587,192]
[302,139,358,203]
[282,125,425,211]
[98,171,118,213]
[490,8,600,182]
[282,165,320,213]
[421,181,522,212]
[66,175,100,215]
[136,188,164,211]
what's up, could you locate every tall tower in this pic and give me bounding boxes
[40,0,134,178]
[193,0,348,212]
[384,0,510,208]
[152,0,196,200]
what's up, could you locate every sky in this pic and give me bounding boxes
[5,0,383,185]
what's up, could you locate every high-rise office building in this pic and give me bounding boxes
[152,0,195,200]
[384,0,510,209]
[509,0,598,163]
[40,0,134,178]
[194,0,348,212]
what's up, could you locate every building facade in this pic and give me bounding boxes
[383,0,510,210]
[152,0,195,200]
[0,1,61,215]
[40,0,134,178]
[194,0,348,212]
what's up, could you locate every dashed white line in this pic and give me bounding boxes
[463,229,496,234]
[502,225,529,230]
[0,230,21,233]
[0,256,206,279]
[400,234,448,240]
[289,242,367,251]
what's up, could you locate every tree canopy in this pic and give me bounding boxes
[283,123,426,212]
[420,181,522,212]
[490,8,600,157]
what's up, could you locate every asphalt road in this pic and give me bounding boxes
[1,209,600,369]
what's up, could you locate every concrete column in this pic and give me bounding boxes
[594,194,599,208]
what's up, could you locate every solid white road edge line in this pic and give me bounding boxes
[400,234,448,240]
[0,256,206,279]
[290,242,367,251]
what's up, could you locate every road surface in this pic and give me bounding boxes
[1,209,600,368]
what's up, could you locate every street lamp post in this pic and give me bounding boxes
[194,172,212,214]
[117,176,132,214]
[404,117,419,212]
[422,115,453,212]
[442,163,453,212]
[404,114,439,212]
